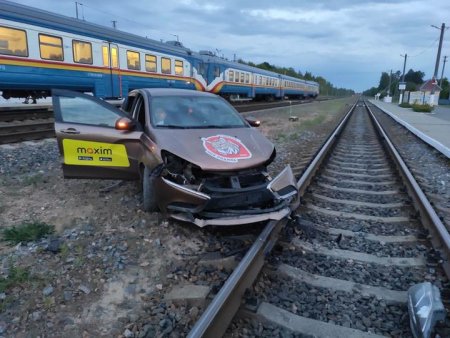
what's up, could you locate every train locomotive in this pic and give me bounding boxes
[0,1,319,102]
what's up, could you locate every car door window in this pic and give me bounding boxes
[58,95,123,127]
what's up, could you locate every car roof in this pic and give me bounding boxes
[137,88,218,98]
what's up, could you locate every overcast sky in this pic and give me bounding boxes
[12,0,450,92]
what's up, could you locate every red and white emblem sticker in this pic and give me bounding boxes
[201,135,252,163]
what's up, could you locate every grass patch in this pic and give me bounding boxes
[399,103,412,108]
[1,221,54,244]
[412,103,434,113]
[60,243,69,259]
[301,114,327,129]
[0,264,30,292]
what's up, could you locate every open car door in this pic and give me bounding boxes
[52,89,143,180]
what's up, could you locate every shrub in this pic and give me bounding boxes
[411,103,434,113]
[399,103,412,108]
[0,264,30,292]
[1,221,54,244]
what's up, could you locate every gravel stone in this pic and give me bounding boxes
[42,285,54,296]
[123,328,134,338]
[78,285,91,294]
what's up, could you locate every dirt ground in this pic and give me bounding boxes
[0,97,353,337]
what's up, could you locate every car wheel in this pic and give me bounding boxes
[143,166,158,212]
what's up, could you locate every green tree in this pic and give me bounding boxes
[363,87,379,97]
[404,69,424,84]
[378,72,390,92]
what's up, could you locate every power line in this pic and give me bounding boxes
[409,37,440,58]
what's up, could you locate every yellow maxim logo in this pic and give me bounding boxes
[63,139,129,167]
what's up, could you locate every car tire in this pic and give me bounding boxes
[143,166,158,212]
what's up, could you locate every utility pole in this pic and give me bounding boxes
[431,23,447,79]
[399,54,408,104]
[431,23,448,105]
[112,20,117,29]
[440,56,448,87]
[75,2,79,19]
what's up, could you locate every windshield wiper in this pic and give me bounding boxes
[195,125,245,129]
[156,125,188,129]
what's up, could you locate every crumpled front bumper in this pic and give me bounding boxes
[154,165,298,227]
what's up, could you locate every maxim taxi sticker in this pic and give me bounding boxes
[201,135,252,163]
[62,139,130,167]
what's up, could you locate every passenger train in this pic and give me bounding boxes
[0,1,319,102]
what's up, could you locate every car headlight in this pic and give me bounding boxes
[161,151,201,185]
[407,282,446,338]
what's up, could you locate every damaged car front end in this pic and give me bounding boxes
[153,149,298,227]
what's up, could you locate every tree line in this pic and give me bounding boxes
[237,59,355,97]
[363,69,449,99]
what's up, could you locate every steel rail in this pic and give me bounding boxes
[187,218,287,338]
[366,102,450,278]
[296,101,358,195]
[187,100,358,338]
[0,107,53,122]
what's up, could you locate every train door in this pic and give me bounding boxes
[198,61,209,84]
[277,75,282,99]
[251,74,256,98]
[208,63,221,86]
[102,43,121,98]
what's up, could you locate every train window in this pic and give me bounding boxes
[161,57,171,74]
[214,66,220,78]
[0,26,28,57]
[235,71,240,82]
[175,60,183,75]
[245,73,250,84]
[127,50,140,70]
[198,62,206,78]
[102,46,109,67]
[39,34,63,61]
[258,76,262,85]
[240,73,244,83]
[229,70,234,82]
[111,47,118,68]
[145,54,157,72]
[73,40,92,64]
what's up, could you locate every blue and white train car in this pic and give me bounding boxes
[0,1,319,102]
[197,53,319,100]
[0,1,204,100]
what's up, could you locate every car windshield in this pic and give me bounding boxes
[150,95,247,129]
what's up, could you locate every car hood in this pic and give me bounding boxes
[152,127,275,171]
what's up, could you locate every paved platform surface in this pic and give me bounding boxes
[369,100,450,158]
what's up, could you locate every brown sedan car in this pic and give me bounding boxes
[52,88,298,227]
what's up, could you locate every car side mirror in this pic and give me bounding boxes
[246,117,261,127]
[115,117,135,131]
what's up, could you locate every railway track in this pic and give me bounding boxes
[188,101,450,337]
[0,98,325,144]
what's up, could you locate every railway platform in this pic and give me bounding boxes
[369,100,450,158]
